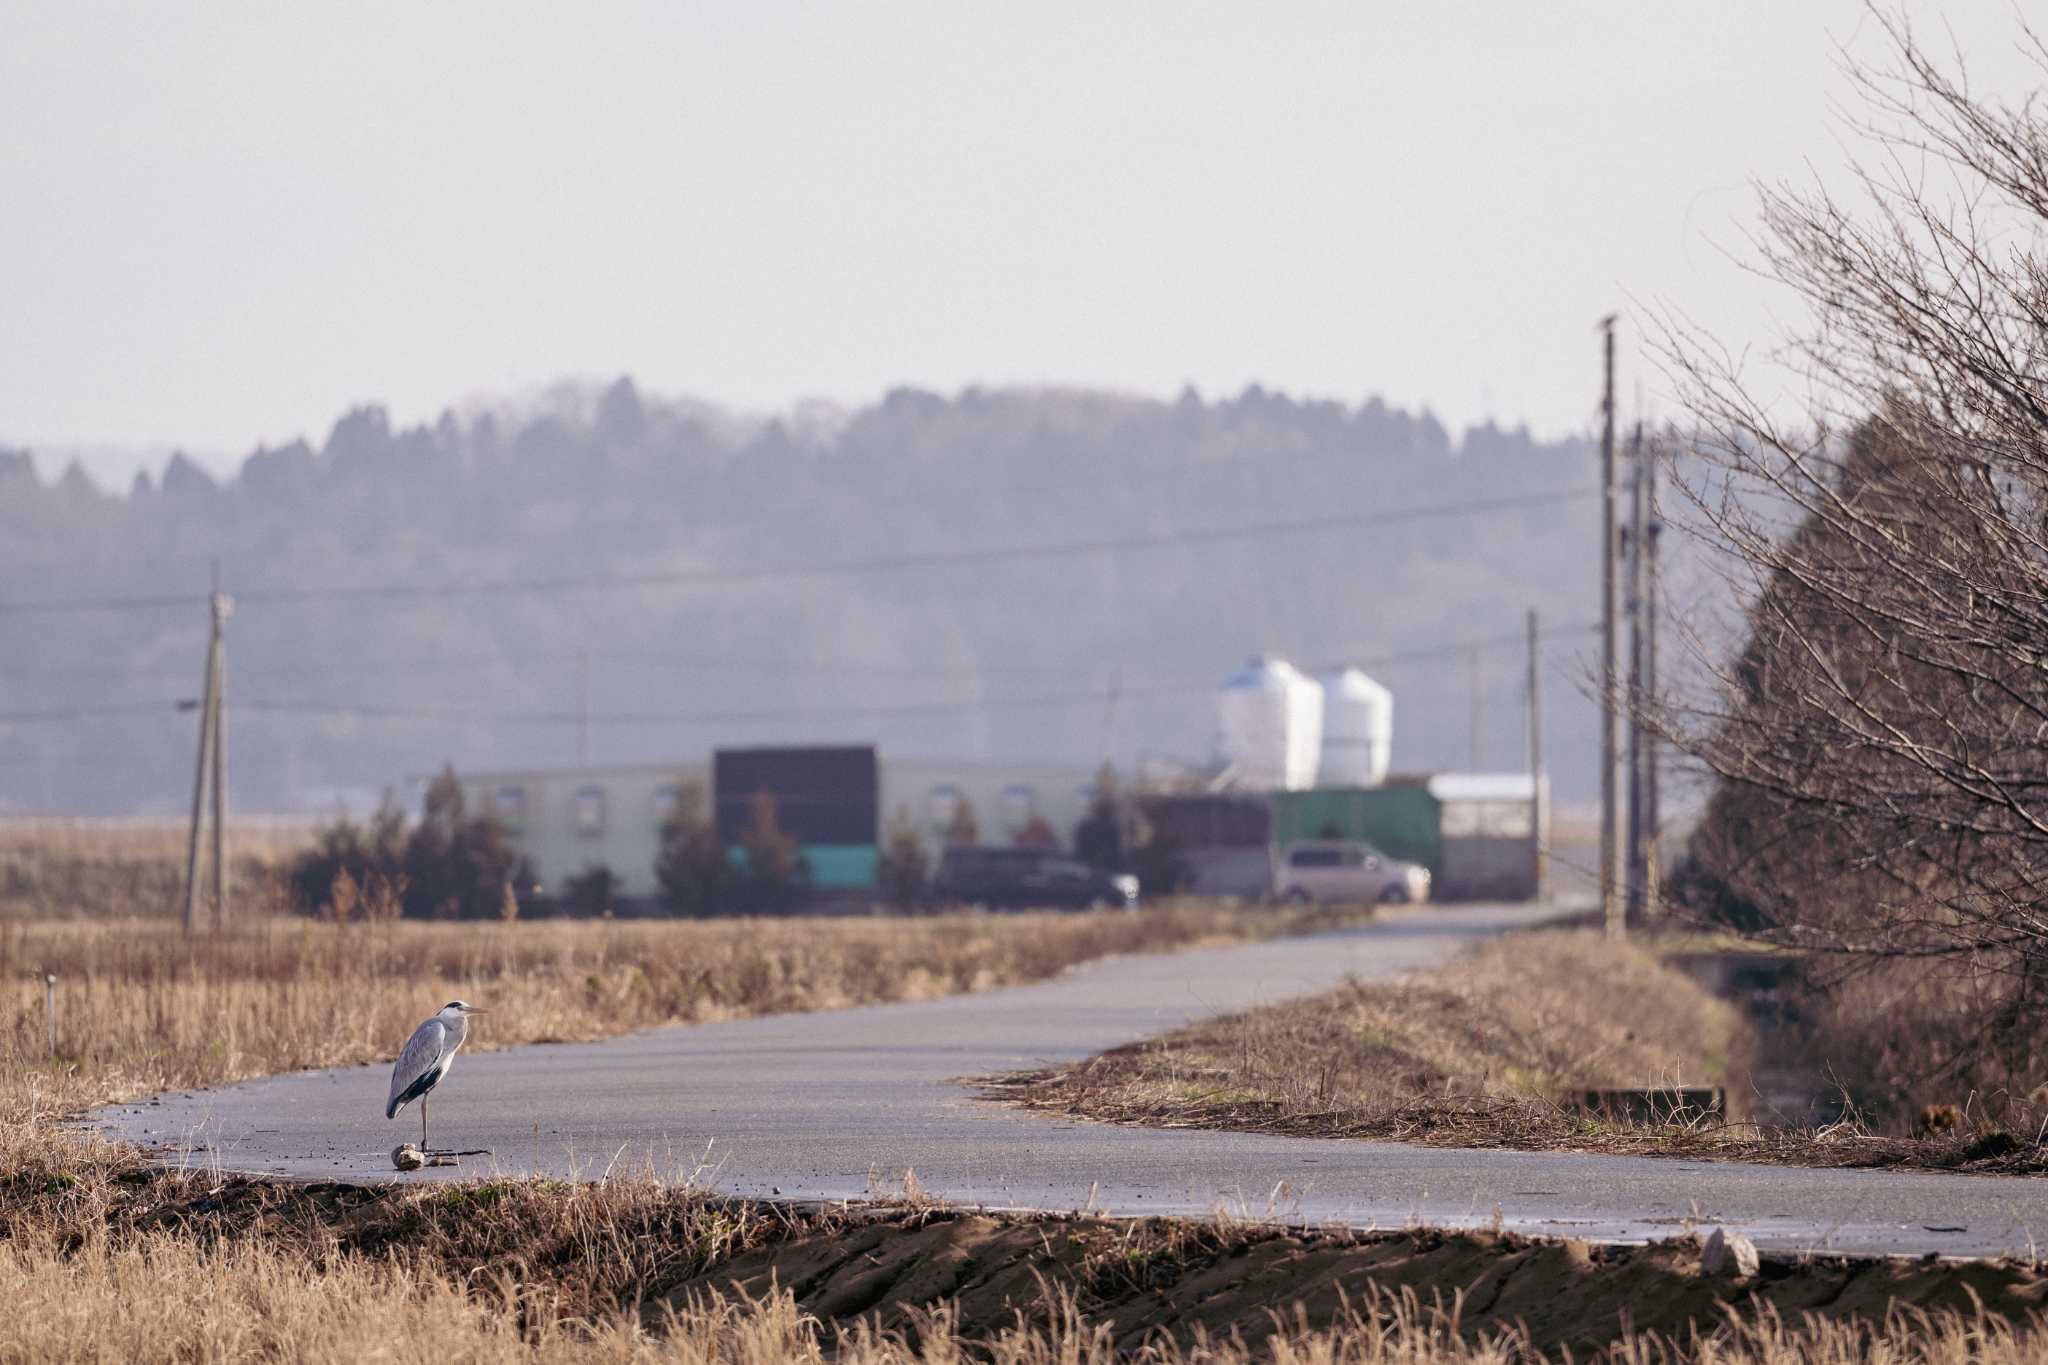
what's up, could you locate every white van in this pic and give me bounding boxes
[1273,839,1431,904]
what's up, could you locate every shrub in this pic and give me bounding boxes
[876,806,929,909]
[735,790,809,914]
[562,865,618,918]
[943,796,980,847]
[1073,764,1123,871]
[287,770,526,920]
[654,781,731,917]
[287,794,405,918]
[325,867,358,926]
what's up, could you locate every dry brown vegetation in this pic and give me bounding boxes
[0,816,309,921]
[982,930,2048,1174]
[5,832,2043,1358]
[7,1126,2048,1363]
[0,818,1363,1143]
[0,899,1362,1131]
[1651,6,2048,1135]
[984,932,1742,1144]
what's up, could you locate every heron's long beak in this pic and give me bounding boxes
[463,1006,492,1014]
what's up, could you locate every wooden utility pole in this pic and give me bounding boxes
[1643,437,1663,915]
[1625,423,1648,924]
[181,568,232,936]
[210,582,229,929]
[1598,317,1624,938]
[1526,607,1544,898]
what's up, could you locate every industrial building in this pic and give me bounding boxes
[454,653,1542,909]
[460,759,708,901]
[1177,655,1545,901]
[1139,772,1546,902]
[458,749,1101,902]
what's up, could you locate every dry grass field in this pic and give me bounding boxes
[0,815,314,921]
[1,900,1363,1131]
[0,817,1372,1129]
[6,826,2046,1360]
[984,931,2048,1174]
[983,932,1748,1147]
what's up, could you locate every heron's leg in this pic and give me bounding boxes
[421,1096,429,1152]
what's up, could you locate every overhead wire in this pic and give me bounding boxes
[0,701,185,723]
[0,643,1101,685]
[213,626,1609,728]
[0,624,1604,729]
[0,486,1597,616]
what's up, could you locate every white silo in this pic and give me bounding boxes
[1317,667,1393,787]
[1216,656,1324,790]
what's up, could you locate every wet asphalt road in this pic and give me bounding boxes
[95,903,2048,1260]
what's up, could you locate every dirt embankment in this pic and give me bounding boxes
[10,1141,2048,1361]
[662,1207,2048,1358]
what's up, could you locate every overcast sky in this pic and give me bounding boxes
[4,2,2040,482]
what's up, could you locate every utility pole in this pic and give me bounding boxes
[1625,423,1648,925]
[1643,436,1663,916]
[1103,663,1124,764]
[181,565,232,936]
[1526,607,1544,898]
[575,649,590,766]
[1598,317,1624,938]
[1467,645,1483,771]
[209,568,229,930]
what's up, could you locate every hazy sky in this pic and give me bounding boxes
[5,2,2040,481]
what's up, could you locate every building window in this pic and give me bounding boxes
[574,786,606,837]
[493,786,527,832]
[1439,800,1532,839]
[926,784,963,827]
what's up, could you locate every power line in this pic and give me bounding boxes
[0,701,183,723]
[0,624,1602,729]
[0,487,1597,616]
[0,643,1100,685]
[228,627,1608,728]
[1,620,1602,689]
[232,690,1180,727]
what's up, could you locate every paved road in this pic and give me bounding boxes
[96,904,2048,1259]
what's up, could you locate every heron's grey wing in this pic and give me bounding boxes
[387,1018,448,1118]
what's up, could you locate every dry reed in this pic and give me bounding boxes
[0,816,311,921]
[1,900,1352,1128]
[0,1218,2040,1363]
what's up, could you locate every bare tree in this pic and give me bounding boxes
[1657,9,2048,1110]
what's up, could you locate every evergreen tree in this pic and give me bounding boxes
[654,781,731,916]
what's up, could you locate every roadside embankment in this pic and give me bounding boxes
[982,928,2048,1173]
[5,1133,2047,1361]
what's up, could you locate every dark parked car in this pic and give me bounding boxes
[932,846,1139,910]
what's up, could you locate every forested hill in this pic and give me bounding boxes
[1,380,1602,815]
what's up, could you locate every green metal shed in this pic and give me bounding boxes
[1269,784,1443,874]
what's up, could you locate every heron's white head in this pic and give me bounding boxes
[441,1000,490,1015]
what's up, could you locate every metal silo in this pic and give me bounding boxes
[1216,656,1324,790]
[1317,667,1393,787]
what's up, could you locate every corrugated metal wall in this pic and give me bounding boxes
[1269,786,1444,873]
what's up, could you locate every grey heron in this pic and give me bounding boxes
[386,1000,488,1152]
